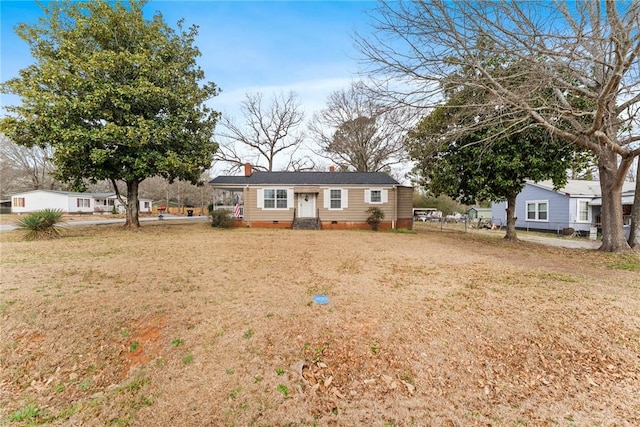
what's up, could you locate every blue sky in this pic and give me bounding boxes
[1,0,377,120]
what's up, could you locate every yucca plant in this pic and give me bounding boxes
[17,209,65,241]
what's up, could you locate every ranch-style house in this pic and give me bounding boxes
[209,163,414,230]
[10,189,153,215]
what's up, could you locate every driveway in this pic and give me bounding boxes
[518,234,600,249]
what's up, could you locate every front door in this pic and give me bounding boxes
[297,193,316,218]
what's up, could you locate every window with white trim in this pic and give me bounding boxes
[77,198,91,208]
[330,189,342,209]
[365,188,388,204]
[526,200,548,221]
[577,200,589,222]
[263,189,288,209]
[324,188,348,210]
[13,197,25,207]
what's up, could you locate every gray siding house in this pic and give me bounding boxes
[491,180,635,234]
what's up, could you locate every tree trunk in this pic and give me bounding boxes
[598,152,630,252]
[628,164,640,251]
[124,180,141,228]
[503,192,518,241]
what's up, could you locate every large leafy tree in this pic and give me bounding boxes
[408,55,591,241]
[359,0,640,252]
[408,102,584,240]
[0,0,219,227]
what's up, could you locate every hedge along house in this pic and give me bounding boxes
[209,163,414,230]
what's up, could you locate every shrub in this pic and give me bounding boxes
[210,209,233,228]
[17,209,65,241]
[366,207,385,231]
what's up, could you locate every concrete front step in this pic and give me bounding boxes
[292,218,320,230]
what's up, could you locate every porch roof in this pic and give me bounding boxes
[590,191,635,206]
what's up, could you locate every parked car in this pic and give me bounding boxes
[417,214,428,222]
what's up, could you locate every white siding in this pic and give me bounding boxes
[11,191,70,213]
[10,190,147,214]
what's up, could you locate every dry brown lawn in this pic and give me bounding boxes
[1,222,639,426]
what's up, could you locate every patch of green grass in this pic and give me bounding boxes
[400,370,415,386]
[8,403,44,422]
[243,329,254,339]
[109,372,154,422]
[129,341,140,353]
[226,368,235,375]
[253,375,263,383]
[53,383,65,393]
[182,353,193,365]
[276,384,290,397]
[390,228,415,234]
[275,367,285,376]
[108,416,132,426]
[229,386,241,400]
[312,343,327,363]
[171,338,184,347]
[369,341,380,354]
[79,379,92,390]
[607,254,640,271]
[116,375,149,393]
[536,272,580,283]
[52,403,80,421]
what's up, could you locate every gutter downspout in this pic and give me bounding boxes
[393,185,397,230]
[245,185,249,227]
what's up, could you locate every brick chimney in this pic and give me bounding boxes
[329,166,335,172]
[244,163,252,177]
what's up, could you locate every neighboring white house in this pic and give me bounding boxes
[491,180,635,234]
[10,190,152,214]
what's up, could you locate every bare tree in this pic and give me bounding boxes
[215,91,314,172]
[0,134,58,196]
[138,171,212,212]
[357,0,640,252]
[308,81,409,172]
[629,160,640,249]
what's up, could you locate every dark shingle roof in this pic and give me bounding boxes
[210,171,399,186]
